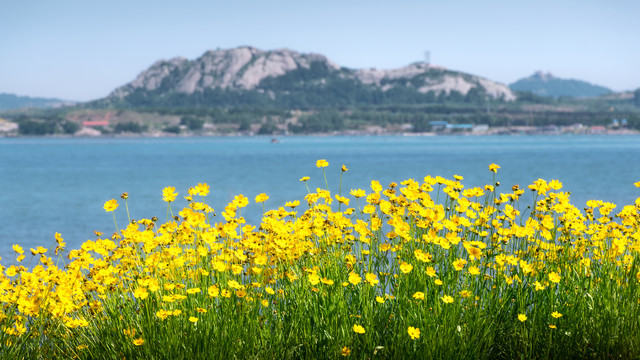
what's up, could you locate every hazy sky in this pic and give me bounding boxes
[2,0,638,101]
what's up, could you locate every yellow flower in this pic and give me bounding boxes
[103,199,119,212]
[341,164,348,172]
[518,314,527,322]
[453,258,467,271]
[255,193,269,203]
[133,287,149,300]
[425,267,437,277]
[365,273,379,286]
[399,262,413,274]
[162,187,177,202]
[133,338,144,346]
[635,181,640,188]
[30,246,47,255]
[156,310,170,320]
[189,317,199,323]
[321,277,334,286]
[548,272,561,284]
[549,324,557,329]
[350,189,366,198]
[468,266,480,275]
[12,244,23,254]
[551,311,562,318]
[196,307,207,313]
[376,296,385,304]
[341,346,351,356]
[412,292,425,300]
[407,326,421,340]
[348,272,362,285]
[441,295,454,303]
[300,176,310,182]
[285,200,300,208]
[308,274,321,285]
[265,287,275,295]
[316,159,329,168]
[194,183,210,196]
[352,324,365,334]
[434,279,443,286]
[489,163,500,173]
[186,287,201,294]
[371,180,383,192]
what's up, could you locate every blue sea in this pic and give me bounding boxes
[1,135,639,261]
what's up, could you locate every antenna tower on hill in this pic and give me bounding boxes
[424,51,430,65]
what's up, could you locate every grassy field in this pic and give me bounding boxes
[1,162,639,359]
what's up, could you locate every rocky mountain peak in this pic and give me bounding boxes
[109,46,341,98]
[108,46,516,102]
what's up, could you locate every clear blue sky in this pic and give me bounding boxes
[1,0,638,101]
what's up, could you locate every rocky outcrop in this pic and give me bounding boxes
[109,46,516,101]
[110,47,340,98]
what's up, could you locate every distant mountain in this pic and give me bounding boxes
[0,93,73,111]
[99,46,516,108]
[509,71,611,98]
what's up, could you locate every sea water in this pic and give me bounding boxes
[1,135,639,260]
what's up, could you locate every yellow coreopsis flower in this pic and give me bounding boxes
[103,199,119,212]
[341,346,351,356]
[412,292,425,300]
[407,326,421,340]
[194,183,210,196]
[12,244,23,254]
[453,258,467,271]
[489,163,500,173]
[316,159,329,168]
[518,314,527,322]
[441,295,454,303]
[321,277,334,286]
[399,262,413,274]
[551,311,563,318]
[350,189,366,198]
[365,273,379,286]
[348,272,362,285]
[133,287,149,300]
[352,324,365,334]
[548,272,561,283]
[133,338,144,346]
[308,274,321,286]
[255,193,269,203]
[162,187,178,202]
[189,317,199,323]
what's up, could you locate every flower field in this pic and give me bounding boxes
[1,162,640,359]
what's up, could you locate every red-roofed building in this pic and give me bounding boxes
[83,120,109,127]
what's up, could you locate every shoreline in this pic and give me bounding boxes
[1,126,638,139]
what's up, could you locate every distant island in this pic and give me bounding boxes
[0,93,74,111]
[1,46,639,137]
[509,71,612,98]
